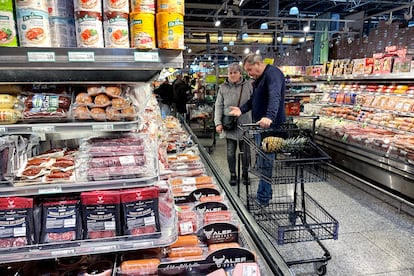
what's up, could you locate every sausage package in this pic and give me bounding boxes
[81,190,121,239]
[120,186,160,238]
[22,93,71,121]
[0,196,35,248]
[39,199,82,244]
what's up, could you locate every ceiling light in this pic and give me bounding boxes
[244,48,250,54]
[255,49,260,54]
[276,36,282,42]
[214,19,221,27]
[260,23,268,30]
[229,41,234,46]
[242,33,249,40]
[223,46,228,51]
[307,48,312,53]
[289,6,299,16]
[299,37,305,43]
[303,25,310,33]
[187,48,192,53]
[218,35,223,41]
[224,56,228,61]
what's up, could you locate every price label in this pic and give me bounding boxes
[95,245,117,252]
[0,127,7,134]
[32,125,55,133]
[51,249,75,257]
[27,52,56,62]
[92,124,114,131]
[134,51,159,62]
[68,51,95,62]
[39,187,62,194]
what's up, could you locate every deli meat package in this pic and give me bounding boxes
[39,199,82,244]
[0,197,35,248]
[81,190,121,239]
[77,133,157,181]
[120,186,161,238]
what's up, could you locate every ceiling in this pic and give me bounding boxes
[183,0,414,65]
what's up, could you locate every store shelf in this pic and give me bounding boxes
[313,72,414,82]
[0,120,142,136]
[0,218,177,264]
[0,47,183,83]
[0,175,158,197]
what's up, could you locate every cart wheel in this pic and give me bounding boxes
[314,262,327,276]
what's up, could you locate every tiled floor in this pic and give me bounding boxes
[206,137,414,276]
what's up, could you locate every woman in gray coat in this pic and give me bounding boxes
[214,62,252,186]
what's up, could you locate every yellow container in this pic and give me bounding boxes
[129,12,155,49]
[157,0,185,15]
[156,12,184,50]
[130,0,155,13]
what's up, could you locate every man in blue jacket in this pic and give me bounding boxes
[230,53,286,206]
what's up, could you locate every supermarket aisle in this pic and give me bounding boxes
[207,137,414,276]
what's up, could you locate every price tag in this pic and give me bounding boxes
[27,52,55,62]
[32,125,55,133]
[92,124,114,131]
[51,249,75,257]
[134,51,159,62]
[0,127,7,134]
[39,187,62,194]
[68,51,95,62]
[95,245,117,252]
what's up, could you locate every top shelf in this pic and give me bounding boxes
[312,73,414,82]
[0,47,183,83]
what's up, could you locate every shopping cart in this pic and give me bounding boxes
[237,119,338,275]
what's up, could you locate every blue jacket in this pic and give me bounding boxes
[240,65,286,127]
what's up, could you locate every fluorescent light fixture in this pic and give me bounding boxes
[260,23,268,30]
[289,6,299,16]
[214,19,221,27]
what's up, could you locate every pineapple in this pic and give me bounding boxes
[261,136,286,153]
[282,137,308,152]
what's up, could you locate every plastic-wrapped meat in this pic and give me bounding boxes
[87,136,144,146]
[121,187,160,237]
[0,197,34,248]
[88,155,146,168]
[81,191,121,240]
[87,166,148,180]
[87,145,145,157]
[40,200,81,243]
[53,156,75,168]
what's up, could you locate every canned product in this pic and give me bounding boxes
[103,0,129,13]
[75,11,104,48]
[47,0,74,17]
[15,0,48,12]
[103,11,129,48]
[50,17,76,47]
[156,12,184,49]
[157,0,184,15]
[73,0,102,13]
[0,10,18,47]
[16,8,51,47]
[130,12,155,49]
[130,0,155,13]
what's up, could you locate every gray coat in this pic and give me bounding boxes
[214,78,252,140]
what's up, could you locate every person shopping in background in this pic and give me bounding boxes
[154,77,173,118]
[172,73,191,118]
[229,54,286,205]
[215,62,252,186]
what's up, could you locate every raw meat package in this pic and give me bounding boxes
[39,199,82,243]
[81,190,121,239]
[0,196,34,248]
[120,186,161,238]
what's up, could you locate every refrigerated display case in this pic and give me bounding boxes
[0,47,293,275]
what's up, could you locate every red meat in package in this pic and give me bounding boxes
[0,197,34,248]
[40,200,82,243]
[120,186,161,238]
[81,191,121,239]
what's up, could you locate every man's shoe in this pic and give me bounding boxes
[229,173,237,186]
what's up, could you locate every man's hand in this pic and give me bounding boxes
[257,117,272,129]
[216,124,223,133]
[229,106,241,117]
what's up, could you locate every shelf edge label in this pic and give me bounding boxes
[92,124,114,131]
[134,51,159,62]
[32,125,55,133]
[27,52,56,62]
[68,51,95,62]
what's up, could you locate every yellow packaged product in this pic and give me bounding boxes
[0,94,17,109]
[0,108,20,124]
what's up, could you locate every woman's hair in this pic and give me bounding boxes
[228,62,243,73]
[242,53,263,66]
